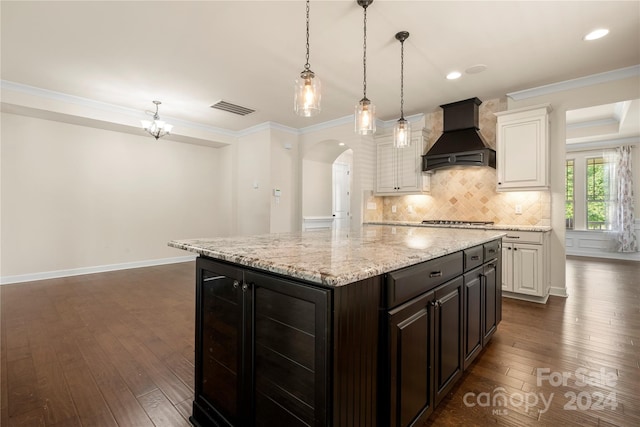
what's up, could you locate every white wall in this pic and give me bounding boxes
[270,129,299,233]
[302,158,333,217]
[1,113,224,280]
[508,75,640,296]
[235,129,271,236]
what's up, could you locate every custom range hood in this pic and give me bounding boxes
[422,97,496,171]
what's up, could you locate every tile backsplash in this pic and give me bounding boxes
[364,97,551,227]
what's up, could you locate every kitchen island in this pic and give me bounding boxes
[169,225,506,427]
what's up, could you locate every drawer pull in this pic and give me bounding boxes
[471,255,480,261]
[487,249,496,254]
[429,271,443,278]
[233,280,240,289]
[506,235,520,239]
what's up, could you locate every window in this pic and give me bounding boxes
[585,157,612,230]
[565,159,574,229]
[565,151,616,231]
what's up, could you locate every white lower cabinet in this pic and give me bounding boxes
[501,231,550,303]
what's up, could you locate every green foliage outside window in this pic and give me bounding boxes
[565,159,574,229]
[586,157,611,230]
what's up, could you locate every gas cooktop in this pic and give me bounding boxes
[421,220,495,226]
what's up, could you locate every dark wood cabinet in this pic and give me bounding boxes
[388,290,435,427]
[463,267,483,369]
[386,258,464,426]
[193,258,330,427]
[433,277,464,405]
[463,240,502,369]
[192,239,502,427]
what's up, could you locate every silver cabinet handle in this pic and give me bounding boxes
[242,283,249,291]
[506,235,520,239]
[429,271,443,278]
[471,255,480,260]
[233,280,240,289]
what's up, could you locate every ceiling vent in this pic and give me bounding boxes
[210,100,255,116]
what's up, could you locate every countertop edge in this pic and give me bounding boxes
[168,227,507,287]
[365,221,552,232]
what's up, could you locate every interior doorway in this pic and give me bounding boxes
[301,141,352,231]
[332,149,353,229]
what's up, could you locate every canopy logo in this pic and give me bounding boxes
[462,367,618,415]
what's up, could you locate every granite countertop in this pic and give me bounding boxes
[168,224,506,287]
[366,221,552,232]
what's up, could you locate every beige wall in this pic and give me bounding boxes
[1,112,223,278]
[235,129,271,236]
[270,130,300,233]
[302,158,334,218]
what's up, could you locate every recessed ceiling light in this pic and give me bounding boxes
[446,71,462,80]
[584,28,609,41]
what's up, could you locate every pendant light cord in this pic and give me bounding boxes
[304,0,311,71]
[400,38,404,119]
[362,5,368,98]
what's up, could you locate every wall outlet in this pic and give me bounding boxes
[515,204,522,214]
[367,202,377,210]
[407,205,414,214]
[392,205,397,213]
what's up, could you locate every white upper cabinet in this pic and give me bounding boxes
[375,131,430,195]
[495,105,551,191]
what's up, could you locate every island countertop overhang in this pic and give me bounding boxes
[168,224,506,287]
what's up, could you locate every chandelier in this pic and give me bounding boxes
[141,100,173,140]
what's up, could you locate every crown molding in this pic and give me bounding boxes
[1,80,240,139]
[566,136,639,152]
[507,65,640,101]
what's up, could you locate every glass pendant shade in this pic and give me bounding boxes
[393,118,411,148]
[294,69,321,117]
[355,97,376,134]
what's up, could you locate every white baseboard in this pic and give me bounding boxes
[0,255,197,285]
[502,291,550,304]
[565,228,640,261]
[549,286,568,298]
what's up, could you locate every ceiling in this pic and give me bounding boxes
[1,1,639,133]
[566,99,640,144]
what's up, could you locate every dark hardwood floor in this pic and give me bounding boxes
[1,256,638,426]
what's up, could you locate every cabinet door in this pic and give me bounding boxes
[376,140,397,193]
[245,271,330,427]
[496,107,549,191]
[195,258,244,426]
[513,244,542,296]
[463,268,483,369]
[434,277,464,405]
[397,137,421,192]
[482,261,498,345]
[388,291,435,427]
[501,244,513,291]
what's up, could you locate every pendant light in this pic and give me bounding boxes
[355,0,375,135]
[141,100,173,140]
[393,31,410,148]
[294,0,321,117]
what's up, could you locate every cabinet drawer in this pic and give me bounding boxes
[502,231,543,244]
[483,240,501,260]
[386,252,463,308]
[464,246,483,271]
